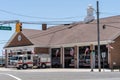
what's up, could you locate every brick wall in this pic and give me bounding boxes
[110,36,120,68]
[34,47,49,54]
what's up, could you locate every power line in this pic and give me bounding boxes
[0,23,79,45]
[22,21,77,25]
[28,23,79,39]
[0,41,10,45]
[89,21,120,24]
[0,40,8,41]
[0,9,82,20]
[0,19,78,25]
[100,12,120,15]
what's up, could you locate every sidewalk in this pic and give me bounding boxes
[23,68,112,72]
[0,67,115,72]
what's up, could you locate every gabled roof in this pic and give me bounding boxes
[12,15,120,47]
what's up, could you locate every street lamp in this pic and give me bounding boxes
[96,0,101,72]
[103,24,120,29]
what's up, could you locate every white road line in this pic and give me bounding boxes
[0,73,22,80]
[6,73,22,80]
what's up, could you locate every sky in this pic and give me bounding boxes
[0,0,120,56]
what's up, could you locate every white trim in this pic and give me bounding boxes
[76,46,79,68]
[62,47,64,68]
[110,31,120,41]
[31,45,50,48]
[60,47,62,66]
[50,40,114,48]
[4,40,114,52]
[4,45,34,53]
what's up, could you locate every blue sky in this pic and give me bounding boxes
[0,0,120,56]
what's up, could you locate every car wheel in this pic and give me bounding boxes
[22,64,28,69]
[41,63,46,68]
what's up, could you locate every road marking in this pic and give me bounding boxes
[6,73,22,80]
[0,73,22,80]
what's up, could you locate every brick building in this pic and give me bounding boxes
[4,15,120,68]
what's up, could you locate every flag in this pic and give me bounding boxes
[84,47,89,56]
[55,49,59,57]
[31,50,35,54]
[70,48,74,56]
[2,50,5,55]
[106,44,114,49]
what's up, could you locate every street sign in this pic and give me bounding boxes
[102,52,106,58]
[0,26,12,30]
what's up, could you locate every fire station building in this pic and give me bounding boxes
[4,15,120,69]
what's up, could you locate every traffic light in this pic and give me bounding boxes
[16,22,22,32]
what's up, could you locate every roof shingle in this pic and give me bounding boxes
[22,15,120,47]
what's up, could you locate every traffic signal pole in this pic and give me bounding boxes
[96,1,101,72]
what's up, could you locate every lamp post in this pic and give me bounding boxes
[96,0,101,72]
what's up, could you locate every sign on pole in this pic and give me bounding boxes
[102,52,106,71]
[0,26,12,30]
[102,52,106,58]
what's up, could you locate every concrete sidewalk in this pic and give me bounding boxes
[22,68,112,72]
[0,67,116,72]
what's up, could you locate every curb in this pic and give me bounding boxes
[0,68,113,72]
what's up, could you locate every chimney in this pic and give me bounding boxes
[42,24,47,30]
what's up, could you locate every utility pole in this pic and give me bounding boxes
[96,0,101,72]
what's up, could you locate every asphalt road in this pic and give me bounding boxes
[0,69,120,80]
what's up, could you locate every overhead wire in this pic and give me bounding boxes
[0,7,120,47]
[0,9,120,20]
[0,9,82,20]
[100,12,120,15]
[28,23,79,39]
[0,41,10,44]
[21,21,77,25]
[0,23,79,45]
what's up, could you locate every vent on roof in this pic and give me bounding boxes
[84,4,95,23]
[42,24,47,30]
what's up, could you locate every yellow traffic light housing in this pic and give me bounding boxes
[16,22,22,32]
